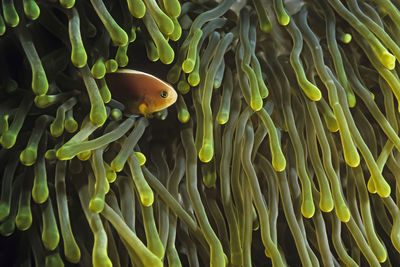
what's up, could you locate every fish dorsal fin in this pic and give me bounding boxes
[115,69,173,90]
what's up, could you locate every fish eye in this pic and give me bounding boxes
[160,90,168,98]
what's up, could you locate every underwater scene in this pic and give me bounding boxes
[1,0,400,266]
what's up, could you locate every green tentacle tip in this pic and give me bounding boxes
[15,211,32,231]
[111,29,129,47]
[167,65,180,84]
[45,149,57,160]
[50,121,64,137]
[34,95,53,108]
[0,202,10,221]
[169,19,181,41]
[347,91,356,108]
[0,218,15,237]
[341,33,352,44]
[377,249,388,263]
[279,14,290,26]
[105,59,118,73]
[344,150,360,168]
[99,80,111,103]
[105,169,116,183]
[182,58,195,73]
[336,205,350,223]
[127,0,145,18]
[110,109,122,121]
[32,185,49,204]
[33,71,49,96]
[376,179,391,198]
[110,159,123,173]
[301,199,315,218]
[20,148,37,166]
[129,26,137,43]
[325,116,339,132]
[77,150,91,161]
[165,0,181,18]
[381,51,395,70]
[146,40,159,62]
[56,147,71,160]
[65,118,78,133]
[319,196,334,213]
[23,0,40,20]
[60,0,75,9]
[135,152,146,165]
[140,190,154,207]
[199,144,213,163]
[250,98,263,111]
[178,109,190,123]
[158,16,175,36]
[90,107,107,126]
[3,3,19,27]
[177,81,190,94]
[217,112,228,125]
[42,231,60,251]
[71,48,87,68]
[272,153,286,172]
[65,246,81,264]
[76,150,88,161]
[306,85,321,101]
[158,43,175,65]
[188,73,200,87]
[0,131,17,149]
[116,46,129,67]
[367,179,376,194]
[91,58,106,79]
[89,197,105,213]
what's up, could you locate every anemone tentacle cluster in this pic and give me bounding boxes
[1,0,400,266]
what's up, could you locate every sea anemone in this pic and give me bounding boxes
[1,0,400,266]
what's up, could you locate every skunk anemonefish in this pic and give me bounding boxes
[106,69,177,117]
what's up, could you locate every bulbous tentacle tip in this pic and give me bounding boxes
[199,145,213,163]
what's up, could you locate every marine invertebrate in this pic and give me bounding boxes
[1,0,400,266]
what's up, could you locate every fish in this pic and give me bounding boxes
[105,69,177,117]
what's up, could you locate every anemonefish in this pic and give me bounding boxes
[106,69,177,117]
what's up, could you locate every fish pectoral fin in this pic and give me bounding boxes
[138,103,149,115]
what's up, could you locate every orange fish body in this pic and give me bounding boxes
[106,69,177,116]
